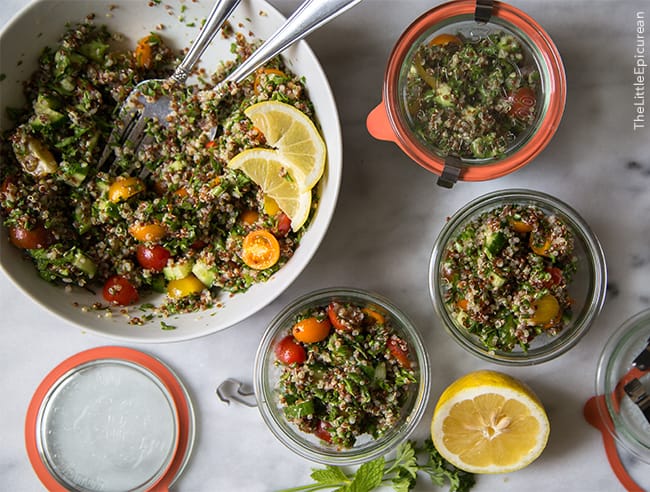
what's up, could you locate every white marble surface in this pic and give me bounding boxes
[1,0,650,491]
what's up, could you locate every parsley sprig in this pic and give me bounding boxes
[278,439,475,492]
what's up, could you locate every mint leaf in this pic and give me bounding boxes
[311,466,350,485]
[348,456,385,492]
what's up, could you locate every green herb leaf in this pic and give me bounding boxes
[348,457,385,492]
[311,466,349,485]
[279,439,475,492]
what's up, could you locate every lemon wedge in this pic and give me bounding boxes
[228,148,311,231]
[244,101,326,192]
[431,370,550,474]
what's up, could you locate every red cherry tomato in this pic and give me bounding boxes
[314,420,332,443]
[508,86,536,119]
[103,275,139,306]
[544,266,563,288]
[275,335,306,365]
[274,213,292,237]
[9,225,51,249]
[387,338,411,369]
[327,302,352,331]
[136,244,171,271]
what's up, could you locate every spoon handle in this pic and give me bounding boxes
[171,0,243,84]
[224,0,362,85]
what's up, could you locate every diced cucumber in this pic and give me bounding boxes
[191,259,218,288]
[79,39,109,62]
[484,231,507,257]
[163,259,194,281]
[72,250,97,278]
[33,94,65,125]
[488,271,506,289]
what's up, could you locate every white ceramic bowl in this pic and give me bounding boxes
[0,0,342,342]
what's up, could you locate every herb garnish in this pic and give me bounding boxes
[278,440,475,492]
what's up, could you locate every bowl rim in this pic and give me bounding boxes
[0,0,343,343]
[380,0,566,181]
[428,188,607,365]
[253,287,431,465]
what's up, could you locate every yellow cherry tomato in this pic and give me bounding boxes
[129,222,167,242]
[108,177,144,203]
[167,274,205,299]
[531,294,561,325]
[292,317,332,344]
[241,230,280,270]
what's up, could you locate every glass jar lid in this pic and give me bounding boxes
[26,347,196,491]
[596,309,650,463]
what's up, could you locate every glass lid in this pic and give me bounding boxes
[26,346,196,492]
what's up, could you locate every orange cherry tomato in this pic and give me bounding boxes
[241,230,280,270]
[429,33,461,46]
[362,307,385,325]
[167,274,205,299]
[240,210,260,226]
[134,34,160,69]
[387,338,411,369]
[509,218,534,233]
[292,317,332,344]
[327,302,352,331]
[129,222,167,242]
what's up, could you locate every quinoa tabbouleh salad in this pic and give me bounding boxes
[405,30,540,159]
[0,20,324,323]
[274,299,417,448]
[441,203,577,352]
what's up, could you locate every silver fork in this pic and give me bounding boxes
[97,0,242,173]
[99,0,362,178]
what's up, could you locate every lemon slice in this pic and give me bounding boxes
[228,148,311,231]
[244,101,326,191]
[431,370,549,474]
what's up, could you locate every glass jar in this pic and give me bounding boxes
[428,189,607,365]
[367,0,566,186]
[595,309,650,463]
[254,287,430,465]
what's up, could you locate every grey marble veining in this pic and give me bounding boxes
[1,0,649,491]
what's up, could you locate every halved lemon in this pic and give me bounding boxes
[244,101,326,191]
[431,370,550,474]
[228,148,311,232]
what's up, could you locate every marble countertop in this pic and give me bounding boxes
[1,0,649,491]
